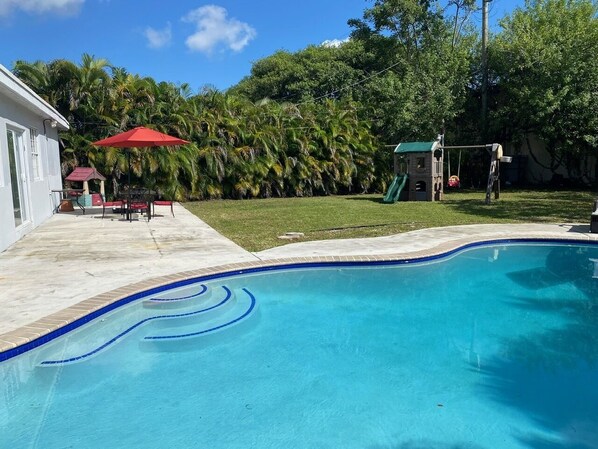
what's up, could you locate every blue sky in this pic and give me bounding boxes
[0,0,523,92]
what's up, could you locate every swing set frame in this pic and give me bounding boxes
[383,140,510,204]
[441,143,508,204]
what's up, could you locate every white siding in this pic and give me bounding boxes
[510,135,597,185]
[0,65,67,253]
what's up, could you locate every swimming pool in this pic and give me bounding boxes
[2,241,598,448]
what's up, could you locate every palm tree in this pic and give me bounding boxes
[11,55,380,201]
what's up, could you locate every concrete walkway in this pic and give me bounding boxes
[1,204,597,353]
[255,222,598,259]
[0,204,258,335]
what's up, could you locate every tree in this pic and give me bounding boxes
[229,0,476,190]
[347,0,477,145]
[490,0,598,183]
[231,43,366,103]
[12,54,378,200]
[13,57,198,197]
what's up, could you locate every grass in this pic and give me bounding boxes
[184,188,596,252]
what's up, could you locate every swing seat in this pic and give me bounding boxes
[448,175,460,188]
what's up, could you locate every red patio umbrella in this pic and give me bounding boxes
[92,126,189,220]
[92,126,189,148]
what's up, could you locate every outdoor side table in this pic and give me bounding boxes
[51,189,86,214]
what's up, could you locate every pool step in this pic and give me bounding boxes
[144,287,257,340]
[143,287,239,332]
[38,285,242,366]
[141,288,258,349]
[142,283,211,309]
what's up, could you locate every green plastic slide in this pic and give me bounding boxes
[382,174,408,203]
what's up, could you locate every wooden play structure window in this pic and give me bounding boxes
[416,157,426,169]
[398,158,408,175]
[415,180,427,201]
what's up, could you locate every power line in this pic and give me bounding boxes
[299,60,404,105]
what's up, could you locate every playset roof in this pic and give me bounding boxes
[394,141,440,154]
[65,167,106,182]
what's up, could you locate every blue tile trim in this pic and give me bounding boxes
[0,276,213,363]
[148,284,207,302]
[1,238,596,363]
[39,286,232,366]
[145,288,257,340]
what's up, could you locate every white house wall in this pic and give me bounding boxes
[0,94,62,253]
[512,135,596,185]
[516,135,567,184]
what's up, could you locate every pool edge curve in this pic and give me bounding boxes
[1,235,597,362]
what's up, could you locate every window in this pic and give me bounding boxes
[398,160,408,175]
[416,157,426,169]
[415,180,427,191]
[30,128,42,180]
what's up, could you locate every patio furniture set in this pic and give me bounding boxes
[101,190,174,221]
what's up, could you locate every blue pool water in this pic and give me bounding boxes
[2,242,598,448]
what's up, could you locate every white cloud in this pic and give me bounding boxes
[0,0,84,16]
[182,5,256,55]
[144,22,172,49]
[321,38,350,48]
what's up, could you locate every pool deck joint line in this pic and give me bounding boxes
[0,204,597,359]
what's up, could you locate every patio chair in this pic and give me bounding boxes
[100,198,124,219]
[129,201,150,217]
[152,200,175,217]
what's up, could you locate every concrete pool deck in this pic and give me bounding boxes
[1,203,598,356]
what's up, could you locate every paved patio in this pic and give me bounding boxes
[0,204,258,336]
[1,204,597,355]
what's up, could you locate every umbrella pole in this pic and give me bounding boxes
[127,150,131,222]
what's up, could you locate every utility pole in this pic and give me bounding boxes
[481,0,491,140]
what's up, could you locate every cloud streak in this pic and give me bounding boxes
[0,0,84,16]
[144,22,172,49]
[182,5,256,55]
[321,38,350,48]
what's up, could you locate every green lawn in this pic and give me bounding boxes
[184,189,596,252]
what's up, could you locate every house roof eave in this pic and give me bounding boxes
[0,64,69,130]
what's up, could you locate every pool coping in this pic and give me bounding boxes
[1,233,597,362]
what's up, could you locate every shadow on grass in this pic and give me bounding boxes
[344,196,386,204]
[443,190,594,222]
[343,189,595,223]
[479,246,598,449]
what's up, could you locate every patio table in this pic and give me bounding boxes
[120,188,156,221]
[51,189,85,214]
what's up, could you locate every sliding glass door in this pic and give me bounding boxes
[7,128,29,227]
